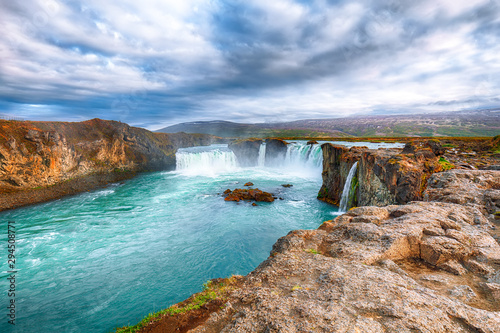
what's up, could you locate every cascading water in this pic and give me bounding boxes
[283,143,323,176]
[258,143,266,167]
[338,162,358,212]
[176,144,238,176]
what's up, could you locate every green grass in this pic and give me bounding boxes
[115,276,241,333]
[438,157,455,171]
[305,249,320,254]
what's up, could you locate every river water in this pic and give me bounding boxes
[0,141,402,332]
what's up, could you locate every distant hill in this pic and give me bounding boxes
[157,109,500,138]
[157,120,348,138]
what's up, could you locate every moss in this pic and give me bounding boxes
[115,276,241,333]
[438,157,455,171]
[317,186,328,199]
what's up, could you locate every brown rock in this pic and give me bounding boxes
[222,188,274,203]
[244,182,254,186]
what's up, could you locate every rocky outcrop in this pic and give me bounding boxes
[139,187,500,332]
[317,144,363,206]
[223,188,275,203]
[425,170,500,222]
[318,143,443,207]
[359,147,442,206]
[264,139,288,166]
[0,118,217,210]
[228,139,262,167]
[227,138,289,167]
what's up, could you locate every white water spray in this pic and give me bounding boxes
[176,142,323,178]
[339,162,358,212]
[176,145,238,176]
[284,143,323,169]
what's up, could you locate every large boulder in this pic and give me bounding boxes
[223,188,275,202]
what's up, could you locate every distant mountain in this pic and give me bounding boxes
[157,109,500,138]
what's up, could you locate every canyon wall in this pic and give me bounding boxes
[0,118,217,209]
[318,143,443,207]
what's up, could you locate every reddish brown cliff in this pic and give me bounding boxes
[0,118,217,210]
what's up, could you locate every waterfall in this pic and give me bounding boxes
[176,145,238,176]
[339,162,358,212]
[176,141,323,177]
[284,143,323,169]
[257,143,266,167]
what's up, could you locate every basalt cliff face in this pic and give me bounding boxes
[137,169,500,333]
[318,142,447,208]
[0,119,217,210]
[228,138,288,167]
[318,138,500,209]
[228,139,263,167]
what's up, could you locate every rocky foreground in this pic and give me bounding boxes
[134,169,500,332]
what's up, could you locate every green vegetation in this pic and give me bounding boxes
[438,157,455,171]
[115,276,241,333]
[492,135,500,154]
[347,174,359,209]
[305,249,320,255]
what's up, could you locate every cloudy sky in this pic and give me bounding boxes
[1,0,499,129]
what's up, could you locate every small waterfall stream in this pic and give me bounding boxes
[258,143,266,167]
[338,162,358,212]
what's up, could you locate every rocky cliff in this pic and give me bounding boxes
[264,139,288,166]
[318,142,446,208]
[228,138,288,167]
[130,169,500,332]
[0,118,217,210]
[228,139,263,167]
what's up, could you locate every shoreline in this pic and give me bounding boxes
[0,171,136,212]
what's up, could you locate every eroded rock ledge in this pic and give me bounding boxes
[139,170,500,333]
